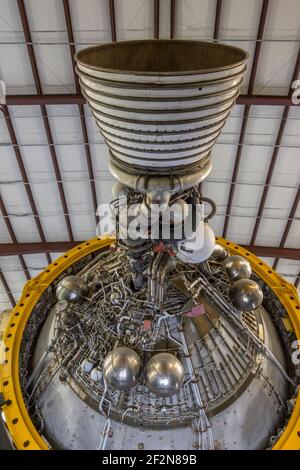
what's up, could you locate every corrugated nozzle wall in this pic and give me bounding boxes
[76,40,248,171]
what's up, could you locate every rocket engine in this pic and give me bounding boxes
[0,40,299,451]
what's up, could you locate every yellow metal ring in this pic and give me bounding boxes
[216,237,300,450]
[0,236,112,450]
[0,235,299,450]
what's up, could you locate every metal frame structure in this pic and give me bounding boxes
[0,235,299,450]
[4,93,298,107]
[223,0,269,238]
[0,0,299,306]
[0,241,298,260]
[62,0,99,225]
[17,0,74,243]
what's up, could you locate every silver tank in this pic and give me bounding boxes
[222,255,252,282]
[229,278,264,311]
[103,346,142,390]
[145,352,184,397]
[56,275,89,303]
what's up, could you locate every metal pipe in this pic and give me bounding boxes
[109,157,212,195]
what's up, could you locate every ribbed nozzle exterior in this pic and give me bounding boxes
[75,40,248,171]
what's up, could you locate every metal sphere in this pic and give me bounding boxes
[103,347,142,390]
[81,358,94,373]
[145,353,184,397]
[222,255,252,282]
[211,243,228,261]
[228,279,263,312]
[90,367,103,383]
[56,275,89,303]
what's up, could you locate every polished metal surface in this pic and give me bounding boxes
[103,346,142,390]
[22,247,291,450]
[75,40,248,170]
[229,278,264,311]
[211,243,228,261]
[145,352,184,397]
[222,255,252,281]
[56,275,89,303]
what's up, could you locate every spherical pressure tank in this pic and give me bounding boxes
[222,255,252,282]
[102,346,142,390]
[145,353,184,397]
[229,279,264,311]
[211,243,228,261]
[56,275,89,303]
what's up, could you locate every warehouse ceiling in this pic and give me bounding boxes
[0,0,299,311]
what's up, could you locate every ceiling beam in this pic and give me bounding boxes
[170,0,176,39]
[223,0,269,239]
[242,246,300,261]
[213,0,222,41]
[1,105,51,266]
[17,0,74,242]
[295,273,300,289]
[108,0,117,42]
[0,194,30,281]
[0,242,298,260]
[4,93,297,107]
[272,185,300,270]
[154,0,160,39]
[0,269,15,307]
[62,0,99,226]
[250,45,300,246]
